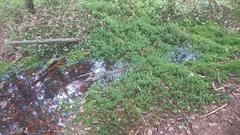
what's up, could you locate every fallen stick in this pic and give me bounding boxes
[89,67,128,83]
[5,38,80,45]
[202,103,228,117]
[66,67,128,93]
[231,92,238,99]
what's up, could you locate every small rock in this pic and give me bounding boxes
[186,129,191,135]
[118,118,121,121]
[178,125,184,129]
[168,118,175,124]
[147,129,153,135]
[209,123,217,127]
[236,117,240,121]
[84,127,91,131]
[92,121,98,124]
[159,131,164,134]
[80,106,85,113]
[168,127,174,132]
[0,101,7,108]
[97,127,100,131]
[228,119,233,124]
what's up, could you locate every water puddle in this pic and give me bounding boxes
[169,45,198,63]
[0,59,127,134]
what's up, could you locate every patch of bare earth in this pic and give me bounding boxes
[130,75,240,135]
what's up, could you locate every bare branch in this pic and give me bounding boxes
[202,103,228,117]
[5,38,80,45]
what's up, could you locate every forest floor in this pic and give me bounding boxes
[0,24,19,62]
[0,0,239,134]
[131,76,240,135]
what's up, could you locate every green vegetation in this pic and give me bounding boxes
[0,61,11,74]
[66,49,87,66]
[0,0,239,134]
[0,56,42,75]
[221,60,240,76]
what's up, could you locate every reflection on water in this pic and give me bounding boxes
[0,59,127,134]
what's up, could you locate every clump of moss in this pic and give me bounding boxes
[221,60,240,76]
[0,62,11,75]
[0,56,41,75]
[219,34,240,46]
[73,3,240,132]
[66,49,87,66]
[14,56,42,71]
[234,3,240,20]
[189,23,224,40]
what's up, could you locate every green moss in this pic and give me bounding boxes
[189,23,224,40]
[0,56,41,75]
[66,49,86,66]
[234,6,240,20]
[0,61,11,74]
[14,56,41,71]
[78,52,220,134]
[77,5,238,133]
[85,0,119,15]
[219,35,240,46]
[221,60,240,76]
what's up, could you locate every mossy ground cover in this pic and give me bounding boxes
[0,0,239,134]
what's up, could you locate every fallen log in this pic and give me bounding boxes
[5,38,80,45]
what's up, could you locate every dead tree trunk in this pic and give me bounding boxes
[26,0,35,14]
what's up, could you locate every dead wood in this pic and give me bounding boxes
[5,38,80,45]
[202,103,228,117]
[87,67,128,83]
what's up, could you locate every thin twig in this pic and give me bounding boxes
[137,85,142,92]
[134,130,140,135]
[202,103,228,117]
[217,72,221,85]
[231,92,238,99]
[141,114,148,127]
[134,106,148,127]
[212,82,225,91]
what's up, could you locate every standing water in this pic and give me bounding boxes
[0,59,127,134]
